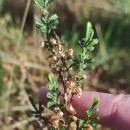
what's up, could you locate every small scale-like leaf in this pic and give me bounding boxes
[86,109,92,116]
[92,98,100,109]
[90,39,98,46]
[89,29,94,42]
[91,116,100,121]
[48,74,53,83]
[49,14,58,21]
[35,20,43,28]
[85,22,92,42]
[89,65,95,71]
[45,0,54,7]
[48,85,54,90]
[47,92,53,99]
[40,25,47,33]
[89,46,94,51]
[33,0,41,7]
[91,108,99,114]
[47,101,55,108]
[84,58,94,64]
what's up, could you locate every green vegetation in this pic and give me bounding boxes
[0,0,130,130]
[29,0,99,129]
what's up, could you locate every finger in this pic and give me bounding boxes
[71,91,130,130]
[38,87,130,130]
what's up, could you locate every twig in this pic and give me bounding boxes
[17,0,31,48]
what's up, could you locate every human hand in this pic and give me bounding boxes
[38,87,130,130]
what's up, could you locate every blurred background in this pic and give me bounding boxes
[0,0,130,129]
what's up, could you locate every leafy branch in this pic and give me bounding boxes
[29,0,100,129]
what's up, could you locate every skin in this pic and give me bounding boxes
[38,87,130,130]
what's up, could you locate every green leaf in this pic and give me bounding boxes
[84,58,94,64]
[89,29,94,42]
[88,46,94,51]
[90,39,98,46]
[49,14,58,21]
[35,20,43,28]
[33,0,41,7]
[54,87,60,93]
[47,101,55,108]
[86,109,92,116]
[86,65,95,71]
[45,0,55,7]
[91,116,100,121]
[47,92,53,99]
[40,26,47,33]
[50,20,59,29]
[48,85,54,90]
[48,74,53,83]
[92,98,100,109]
[91,108,99,114]
[48,15,59,32]
[85,22,92,42]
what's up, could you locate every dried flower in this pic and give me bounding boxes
[67,81,75,89]
[68,48,74,58]
[70,116,77,121]
[58,44,63,51]
[67,103,76,115]
[57,111,63,117]
[75,87,82,98]
[83,74,87,79]
[51,39,57,45]
[40,41,45,48]
[51,118,59,127]
[52,55,58,62]
[86,125,93,130]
